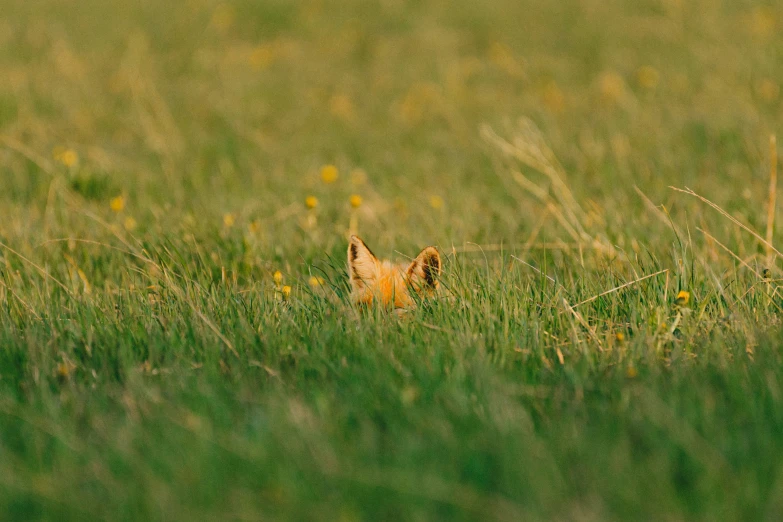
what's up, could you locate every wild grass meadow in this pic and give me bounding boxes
[1,0,782,520]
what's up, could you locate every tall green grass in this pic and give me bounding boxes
[0,0,782,519]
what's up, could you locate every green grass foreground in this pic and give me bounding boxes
[1,0,782,519]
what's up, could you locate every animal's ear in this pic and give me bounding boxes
[347,235,378,290]
[406,246,441,290]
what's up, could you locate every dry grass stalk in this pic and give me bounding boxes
[561,297,603,348]
[671,186,783,260]
[0,240,73,296]
[766,134,778,265]
[634,185,685,239]
[572,269,669,308]
[696,227,764,279]
[0,135,55,175]
[481,120,618,259]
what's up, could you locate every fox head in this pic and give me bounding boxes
[347,235,441,310]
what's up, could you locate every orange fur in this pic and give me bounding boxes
[347,235,441,310]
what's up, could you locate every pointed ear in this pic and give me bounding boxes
[406,246,441,290]
[347,235,378,290]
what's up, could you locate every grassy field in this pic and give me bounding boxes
[1,0,782,519]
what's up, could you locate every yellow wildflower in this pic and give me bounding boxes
[429,195,444,209]
[53,146,78,167]
[305,196,318,209]
[223,213,236,227]
[61,150,78,167]
[110,195,125,213]
[674,290,690,308]
[282,285,291,298]
[615,332,625,342]
[273,270,283,284]
[320,164,338,184]
[349,194,362,208]
[309,276,325,288]
[626,366,638,379]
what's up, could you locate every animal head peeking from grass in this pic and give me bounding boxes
[347,235,441,310]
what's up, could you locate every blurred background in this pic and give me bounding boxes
[0,0,780,262]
